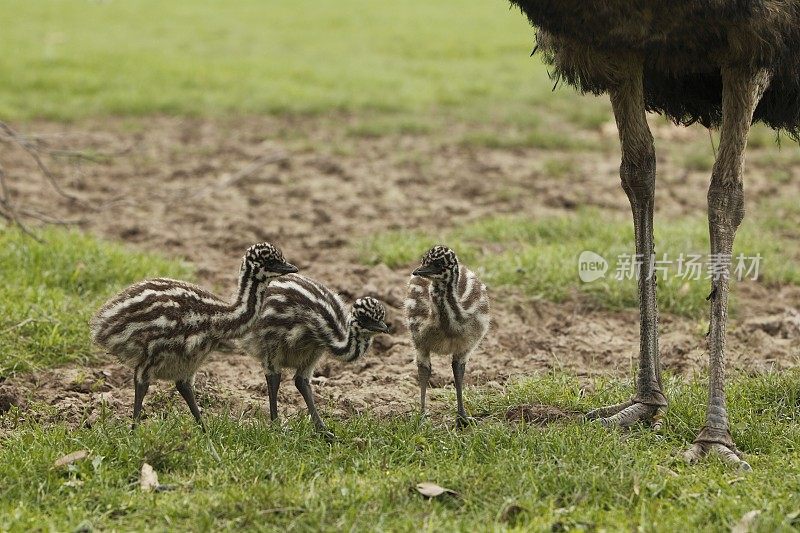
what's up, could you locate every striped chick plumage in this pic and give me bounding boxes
[92,278,249,380]
[90,242,298,428]
[239,273,388,438]
[405,245,489,425]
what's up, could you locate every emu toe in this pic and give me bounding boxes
[316,426,335,442]
[456,415,477,429]
[684,442,751,471]
[683,427,751,470]
[585,401,666,431]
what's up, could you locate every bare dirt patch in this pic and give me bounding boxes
[2,116,799,424]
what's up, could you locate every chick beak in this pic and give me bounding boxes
[359,316,390,333]
[412,265,440,277]
[274,261,299,274]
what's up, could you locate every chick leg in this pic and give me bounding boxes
[295,374,334,442]
[176,379,206,431]
[131,361,150,429]
[266,373,281,421]
[132,377,150,429]
[452,354,474,428]
[416,350,432,414]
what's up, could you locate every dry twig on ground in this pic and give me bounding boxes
[172,151,289,205]
[0,120,105,237]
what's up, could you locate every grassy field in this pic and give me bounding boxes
[0,0,602,129]
[0,229,191,376]
[2,0,800,531]
[2,371,799,531]
[360,202,800,318]
[1,228,798,531]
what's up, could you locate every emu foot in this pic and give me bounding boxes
[315,425,335,443]
[455,414,476,429]
[683,428,750,470]
[585,400,666,430]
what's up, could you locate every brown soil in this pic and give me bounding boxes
[2,115,799,426]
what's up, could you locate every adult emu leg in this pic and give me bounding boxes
[684,68,770,470]
[586,66,668,427]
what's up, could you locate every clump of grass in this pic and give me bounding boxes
[542,157,578,178]
[0,227,192,376]
[346,115,436,138]
[767,169,792,184]
[358,204,800,317]
[683,147,716,172]
[1,371,799,531]
[747,125,779,149]
[359,230,440,268]
[559,99,612,130]
[460,129,598,151]
[750,148,800,168]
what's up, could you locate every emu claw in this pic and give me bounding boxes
[456,415,476,429]
[683,442,751,471]
[316,427,335,442]
[586,401,664,429]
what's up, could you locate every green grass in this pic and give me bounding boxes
[459,128,602,151]
[0,0,591,126]
[0,227,192,376]
[358,204,800,317]
[683,147,716,172]
[1,372,799,531]
[1,3,798,529]
[542,157,580,178]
